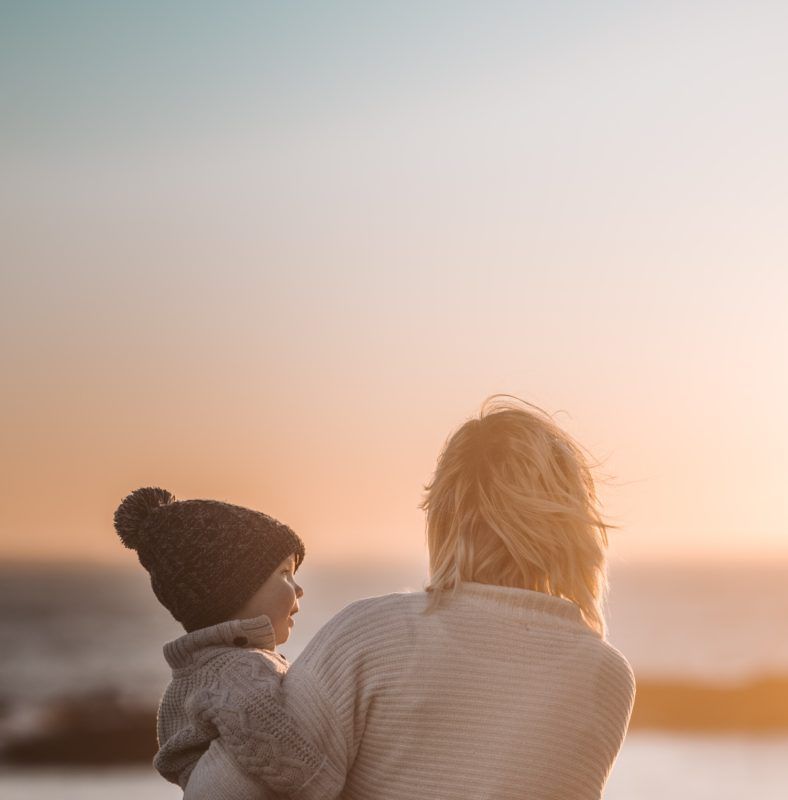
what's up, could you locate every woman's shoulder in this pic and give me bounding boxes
[590,637,637,709]
[332,589,427,630]
[341,589,426,617]
[295,591,426,665]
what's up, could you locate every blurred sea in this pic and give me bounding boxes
[2,559,788,797]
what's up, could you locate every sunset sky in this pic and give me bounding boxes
[2,1,786,566]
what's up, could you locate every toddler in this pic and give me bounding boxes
[114,486,326,798]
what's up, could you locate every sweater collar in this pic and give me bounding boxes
[453,582,594,633]
[163,614,277,669]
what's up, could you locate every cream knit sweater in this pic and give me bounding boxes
[185,583,636,800]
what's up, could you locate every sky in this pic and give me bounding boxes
[1,1,786,566]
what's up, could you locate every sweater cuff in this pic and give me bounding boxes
[294,756,346,800]
[184,739,269,800]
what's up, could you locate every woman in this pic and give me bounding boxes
[190,396,635,800]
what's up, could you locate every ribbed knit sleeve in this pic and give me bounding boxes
[591,644,637,786]
[279,600,376,800]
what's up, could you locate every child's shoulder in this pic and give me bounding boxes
[203,644,288,679]
[170,648,286,721]
[172,643,288,687]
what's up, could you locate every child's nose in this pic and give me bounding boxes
[295,582,304,598]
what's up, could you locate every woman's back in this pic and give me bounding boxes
[283,584,635,800]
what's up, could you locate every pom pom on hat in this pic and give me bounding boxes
[114,486,175,550]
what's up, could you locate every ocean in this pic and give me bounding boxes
[2,560,788,796]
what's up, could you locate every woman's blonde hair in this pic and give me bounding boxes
[421,395,610,637]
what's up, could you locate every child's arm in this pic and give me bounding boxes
[184,739,272,800]
[189,650,328,797]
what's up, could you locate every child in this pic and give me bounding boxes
[114,486,326,798]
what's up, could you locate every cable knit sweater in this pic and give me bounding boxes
[155,615,325,796]
[185,583,636,800]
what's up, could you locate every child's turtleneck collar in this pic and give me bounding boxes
[163,614,278,669]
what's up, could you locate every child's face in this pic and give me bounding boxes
[233,554,303,645]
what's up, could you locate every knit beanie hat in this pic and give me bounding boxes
[114,487,305,632]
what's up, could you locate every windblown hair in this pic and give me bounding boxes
[422,395,610,637]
